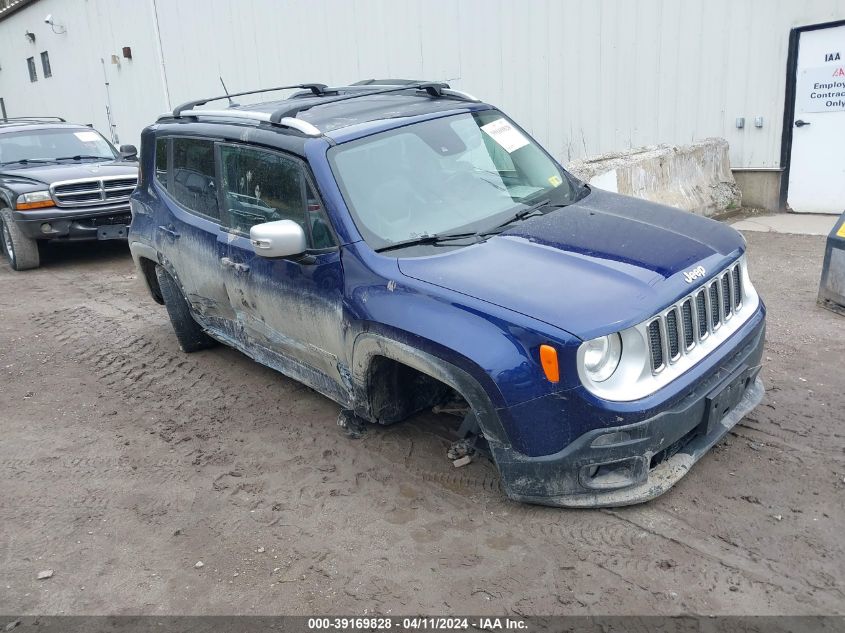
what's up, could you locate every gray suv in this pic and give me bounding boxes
[0,117,138,270]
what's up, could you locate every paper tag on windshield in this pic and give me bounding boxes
[73,131,100,142]
[481,118,529,153]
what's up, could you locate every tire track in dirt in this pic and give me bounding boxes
[26,303,845,612]
[346,426,841,609]
[603,507,845,602]
[31,305,503,499]
[0,456,189,481]
[32,306,239,422]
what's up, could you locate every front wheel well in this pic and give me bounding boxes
[366,355,456,424]
[138,256,164,304]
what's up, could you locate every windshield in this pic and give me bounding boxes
[0,128,116,166]
[328,110,579,251]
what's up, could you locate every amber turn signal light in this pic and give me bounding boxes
[16,199,55,210]
[539,344,560,383]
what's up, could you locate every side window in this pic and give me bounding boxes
[154,137,168,188]
[220,144,334,248]
[170,137,219,220]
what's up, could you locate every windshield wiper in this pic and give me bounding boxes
[54,154,111,161]
[481,199,558,234]
[375,231,479,253]
[0,158,55,166]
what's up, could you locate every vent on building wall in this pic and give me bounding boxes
[40,50,50,78]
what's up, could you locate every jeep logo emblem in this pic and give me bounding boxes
[683,265,706,283]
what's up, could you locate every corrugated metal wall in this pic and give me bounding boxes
[2,0,844,166]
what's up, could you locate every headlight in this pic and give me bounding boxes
[581,333,622,382]
[16,190,55,210]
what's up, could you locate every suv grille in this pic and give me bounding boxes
[732,265,742,307]
[695,290,707,337]
[666,309,680,359]
[681,299,694,348]
[648,320,663,371]
[51,176,137,208]
[78,213,132,228]
[647,261,745,374]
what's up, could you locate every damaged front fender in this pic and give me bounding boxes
[350,332,509,448]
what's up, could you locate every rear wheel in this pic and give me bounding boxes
[0,208,40,271]
[155,265,217,353]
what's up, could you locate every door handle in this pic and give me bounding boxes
[795,119,811,127]
[220,257,249,273]
[158,225,180,240]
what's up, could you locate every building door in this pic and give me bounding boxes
[787,23,845,214]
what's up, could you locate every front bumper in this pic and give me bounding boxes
[492,315,766,507]
[13,204,131,241]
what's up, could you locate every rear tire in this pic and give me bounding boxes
[155,265,217,353]
[1,208,41,271]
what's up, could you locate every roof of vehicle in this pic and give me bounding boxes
[154,81,494,147]
[0,119,94,134]
[238,91,480,132]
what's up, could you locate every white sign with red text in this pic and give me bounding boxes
[800,65,845,113]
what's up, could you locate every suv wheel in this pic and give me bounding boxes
[0,208,40,271]
[155,265,217,353]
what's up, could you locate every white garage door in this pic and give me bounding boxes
[788,23,845,214]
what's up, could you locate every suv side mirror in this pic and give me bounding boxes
[250,219,306,258]
[118,144,138,160]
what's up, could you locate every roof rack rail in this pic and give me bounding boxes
[0,116,67,123]
[172,84,328,117]
[351,79,426,86]
[166,109,321,137]
[269,81,477,122]
[345,81,479,102]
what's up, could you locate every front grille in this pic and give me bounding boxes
[666,309,680,359]
[648,320,663,371]
[51,176,138,208]
[646,260,746,375]
[695,290,707,337]
[732,265,742,307]
[709,283,720,328]
[78,213,132,228]
[681,299,694,348]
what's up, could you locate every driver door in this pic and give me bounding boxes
[216,142,345,394]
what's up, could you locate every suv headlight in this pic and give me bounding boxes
[16,190,55,210]
[581,333,622,382]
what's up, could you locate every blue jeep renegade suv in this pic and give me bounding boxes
[129,80,766,507]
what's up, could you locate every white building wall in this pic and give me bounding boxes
[0,0,168,145]
[1,0,844,167]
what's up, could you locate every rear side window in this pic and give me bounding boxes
[219,144,334,248]
[154,137,168,188]
[170,137,219,220]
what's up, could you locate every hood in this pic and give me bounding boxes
[0,160,138,189]
[398,189,745,340]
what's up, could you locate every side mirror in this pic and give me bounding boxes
[250,219,306,258]
[118,144,138,160]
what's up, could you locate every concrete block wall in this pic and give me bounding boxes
[566,138,742,217]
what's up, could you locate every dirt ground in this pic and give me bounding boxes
[0,231,843,616]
